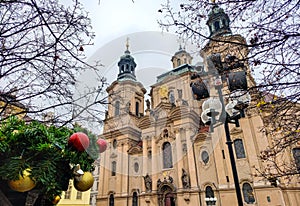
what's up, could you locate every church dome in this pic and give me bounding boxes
[117,46,137,81]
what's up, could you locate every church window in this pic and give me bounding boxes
[132,192,138,206]
[121,65,124,73]
[292,148,300,172]
[115,101,120,116]
[214,21,220,31]
[234,139,246,159]
[135,101,139,116]
[242,183,255,204]
[148,150,152,159]
[125,64,129,71]
[201,150,209,165]
[113,139,117,149]
[112,161,116,176]
[109,194,114,206]
[177,59,181,66]
[222,19,226,27]
[205,186,214,198]
[163,142,173,169]
[134,162,139,173]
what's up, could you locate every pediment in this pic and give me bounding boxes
[230,127,243,135]
[127,145,143,155]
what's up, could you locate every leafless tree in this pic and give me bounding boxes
[159,0,300,181]
[0,0,108,127]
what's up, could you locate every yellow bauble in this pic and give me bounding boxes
[74,172,94,192]
[52,195,61,205]
[8,169,36,192]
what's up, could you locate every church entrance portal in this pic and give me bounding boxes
[164,193,176,206]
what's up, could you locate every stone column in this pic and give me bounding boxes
[175,128,184,189]
[185,127,199,189]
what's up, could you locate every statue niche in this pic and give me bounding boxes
[143,174,152,192]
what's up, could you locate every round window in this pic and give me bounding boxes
[134,162,139,173]
[201,151,209,164]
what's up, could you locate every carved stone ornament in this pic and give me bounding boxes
[155,128,176,143]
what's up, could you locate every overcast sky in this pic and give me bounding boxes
[76,0,201,87]
[81,0,175,56]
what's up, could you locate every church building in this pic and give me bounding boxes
[97,3,300,206]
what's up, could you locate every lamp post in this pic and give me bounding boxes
[191,53,251,206]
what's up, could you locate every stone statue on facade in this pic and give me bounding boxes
[181,168,191,189]
[144,174,152,192]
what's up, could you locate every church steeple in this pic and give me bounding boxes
[206,3,231,37]
[117,38,137,81]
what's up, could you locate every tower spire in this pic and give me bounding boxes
[126,37,130,51]
[117,38,136,81]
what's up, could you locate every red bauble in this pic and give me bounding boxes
[68,132,90,152]
[96,139,107,153]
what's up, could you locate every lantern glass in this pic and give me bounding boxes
[225,100,240,117]
[202,97,222,117]
[229,90,251,110]
[201,110,211,125]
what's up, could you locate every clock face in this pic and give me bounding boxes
[213,8,219,13]
[159,85,168,98]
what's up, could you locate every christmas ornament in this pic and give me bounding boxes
[72,164,84,181]
[8,169,36,192]
[68,132,90,152]
[74,172,94,192]
[97,138,107,153]
[52,195,61,205]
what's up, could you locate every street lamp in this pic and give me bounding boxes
[190,53,251,206]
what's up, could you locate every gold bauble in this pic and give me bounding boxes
[52,195,61,205]
[8,169,36,192]
[74,172,94,192]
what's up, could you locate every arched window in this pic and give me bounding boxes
[222,19,226,27]
[132,192,138,206]
[205,186,216,205]
[234,139,246,159]
[163,142,173,169]
[109,194,114,206]
[135,101,139,116]
[214,21,220,31]
[205,186,214,198]
[292,148,300,172]
[115,101,120,116]
[177,59,181,66]
[113,139,117,149]
[242,183,255,204]
[111,161,116,176]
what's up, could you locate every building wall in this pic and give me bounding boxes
[58,180,91,206]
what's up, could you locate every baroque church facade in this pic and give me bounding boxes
[97,4,300,206]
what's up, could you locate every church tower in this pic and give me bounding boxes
[98,40,146,205]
